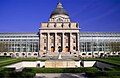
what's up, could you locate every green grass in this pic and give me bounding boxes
[81,56,120,66]
[0,56,120,78]
[0,56,120,68]
[86,70,120,78]
[0,58,45,67]
[0,58,22,67]
[0,57,13,61]
[81,56,120,78]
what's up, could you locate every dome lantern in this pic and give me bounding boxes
[50,2,69,18]
[49,2,70,22]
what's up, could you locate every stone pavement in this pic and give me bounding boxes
[35,73,88,78]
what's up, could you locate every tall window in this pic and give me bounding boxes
[57,18,63,22]
[51,39,54,43]
[59,38,61,43]
[73,38,76,43]
[44,38,47,43]
[44,46,46,50]
[66,39,68,43]
[73,46,76,50]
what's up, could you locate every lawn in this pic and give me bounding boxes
[0,57,45,67]
[81,56,120,66]
[0,56,120,78]
[0,57,13,61]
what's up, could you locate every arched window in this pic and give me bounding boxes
[56,18,63,22]
[10,53,13,55]
[82,53,86,55]
[36,63,40,67]
[22,53,25,56]
[4,53,7,56]
[95,53,98,55]
[28,53,31,56]
[88,53,91,55]
[34,53,37,56]
[16,53,19,56]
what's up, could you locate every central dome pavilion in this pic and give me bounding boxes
[50,2,69,18]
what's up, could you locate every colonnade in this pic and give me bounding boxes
[40,32,80,52]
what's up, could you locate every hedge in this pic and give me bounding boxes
[23,67,98,73]
[0,67,98,78]
[0,68,35,78]
[86,71,120,78]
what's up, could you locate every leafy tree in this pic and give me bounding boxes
[110,42,120,52]
[0,42,9,52]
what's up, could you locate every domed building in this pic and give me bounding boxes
[49,2,70,22]
[39,2,80,58]
[0,2,120,58]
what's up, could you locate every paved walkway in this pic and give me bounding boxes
[35,73,88,78]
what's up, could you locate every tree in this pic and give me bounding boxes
[110,42,120,52]
[0,42,9,52]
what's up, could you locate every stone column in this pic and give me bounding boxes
[62,33,65,52]
[40,33,42,52]
[55,33,57,52]
[70,33,72,52]
[77,33,80,51]
[47,33,50,52]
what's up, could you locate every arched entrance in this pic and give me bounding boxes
[58,46,62,52]
[51,46,54,52]
[4,53,7,56]
[36,63,40,68]
[65,46,69,52]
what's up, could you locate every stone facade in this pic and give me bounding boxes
[39,3,80,58]
[45,60,75,68]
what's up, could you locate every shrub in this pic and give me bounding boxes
[23,67,98,73]
[104,67,115,71]
[86,71,120,77]
[0,68,35,78]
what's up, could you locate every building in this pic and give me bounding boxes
[0,3,120,58]
[0,32,39,57]
[80,32,120,58]
[39,3,80,58]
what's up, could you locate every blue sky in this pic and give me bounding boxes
[0,0,120,32]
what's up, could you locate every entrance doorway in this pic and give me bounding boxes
[58,46,62,52]
[65,46,69,52]
[51,46,54,52]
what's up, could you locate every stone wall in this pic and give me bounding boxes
[45,60,75,68]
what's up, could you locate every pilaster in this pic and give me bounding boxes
[77,33,80,51]
[47,33,50,52]
[40,33,42,52]
[62,32,65,52]
[55,33,58,52]
[70,33,73,52]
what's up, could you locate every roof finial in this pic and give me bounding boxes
[57,2,63,8]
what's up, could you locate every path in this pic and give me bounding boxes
[35,73,87,78]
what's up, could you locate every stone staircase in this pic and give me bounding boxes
[40,51,79,60]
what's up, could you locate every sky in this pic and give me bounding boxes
[0,0,120,32]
